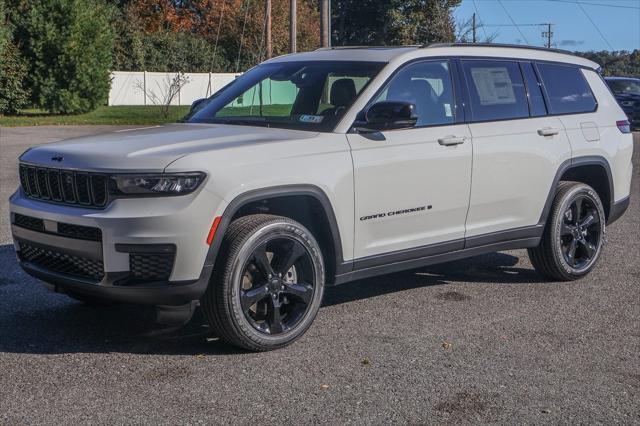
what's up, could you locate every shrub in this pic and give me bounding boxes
[12,0,114,114]
[0,41,30,115]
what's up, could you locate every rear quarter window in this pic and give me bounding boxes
[536,63,597,115]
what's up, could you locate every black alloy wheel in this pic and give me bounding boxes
[559,196,602,269]
[239,237,315,335]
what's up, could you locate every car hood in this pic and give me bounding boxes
[19,123,319,172]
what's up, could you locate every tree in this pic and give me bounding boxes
[332,0,461,46]
[576,50,640,77]
[12,0,115,114]
[0,0,30,114]
[118,0,319,72]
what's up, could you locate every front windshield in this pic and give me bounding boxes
[607,79,640,95]
[187,61,385,132]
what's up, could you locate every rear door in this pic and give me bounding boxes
[347,59,472,260]
[461,59,572,241]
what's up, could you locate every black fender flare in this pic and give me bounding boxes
[537,155,614,226]
[203,184,348,278]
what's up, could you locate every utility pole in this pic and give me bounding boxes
[290,0,297,53]
[265,0,272,58]
[542,23,553,48]
[472,13,477,43]
[320,0,330,48]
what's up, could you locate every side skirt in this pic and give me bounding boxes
[333,226,542,285]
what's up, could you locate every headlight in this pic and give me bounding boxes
[111,172,206,196]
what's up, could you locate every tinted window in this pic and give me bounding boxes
[537,63,597,114]
[372,60,455,126]
[606,79,640,95]
[188,61,384,132]
[520,62,547,117]
[462,60,529,121]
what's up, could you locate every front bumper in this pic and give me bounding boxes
[10,188,223,305]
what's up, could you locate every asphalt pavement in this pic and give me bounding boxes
[0,126,638,424]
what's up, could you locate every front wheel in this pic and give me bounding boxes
[528,181,606,281]
[202,214,325,351]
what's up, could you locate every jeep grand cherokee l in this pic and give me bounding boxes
[10,44,633,351]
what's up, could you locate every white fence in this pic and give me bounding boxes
[108,71,239,106]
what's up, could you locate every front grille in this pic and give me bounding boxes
[130,253,175,282]
[18,242,104,281]
[13,213,45,232]
[19,164,109,208]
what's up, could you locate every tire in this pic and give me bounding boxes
[201,214,325,351]
[528,181,606,281]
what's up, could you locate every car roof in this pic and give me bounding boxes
[266,43,600,70]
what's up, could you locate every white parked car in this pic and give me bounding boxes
[10,44,633,350]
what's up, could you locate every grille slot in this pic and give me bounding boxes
[19,164,108,208]
[48,170,62,201]
[130,253,175,282]
[18,242,104,281]
[13,213,45,232]
[36,169,50,199]
[57,223,102,242]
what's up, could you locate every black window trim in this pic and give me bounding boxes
[519,60,549,117]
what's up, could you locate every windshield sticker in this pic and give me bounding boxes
[299,115,324,124]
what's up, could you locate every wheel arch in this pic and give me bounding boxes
[539,156,614,226]
[205,185,348,284]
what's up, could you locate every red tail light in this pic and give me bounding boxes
[616,120,631,134]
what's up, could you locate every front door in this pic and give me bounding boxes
[347,59,473,260]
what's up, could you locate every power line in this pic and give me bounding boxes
[545,0,640,10]
[576,2,615,50]
[497,0,530,44]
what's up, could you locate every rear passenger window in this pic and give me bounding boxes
[536,63,597,114]
[520,62,547,117]
[462,60,529,121]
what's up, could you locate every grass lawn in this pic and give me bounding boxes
[0,106,190,127]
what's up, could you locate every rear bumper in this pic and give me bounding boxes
[608,196,630,225]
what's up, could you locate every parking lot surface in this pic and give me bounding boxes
[0,126,638,424]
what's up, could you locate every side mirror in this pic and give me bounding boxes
[354,101,418,133]
[190,98,208,113]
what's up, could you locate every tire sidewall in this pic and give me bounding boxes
[550,184,606,278]
[226,220,325,347]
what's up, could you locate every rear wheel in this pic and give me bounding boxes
[528,181,605,281]
[202,214,325,351]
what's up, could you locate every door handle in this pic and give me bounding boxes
[537,127,561,137]
[438,136,466,146]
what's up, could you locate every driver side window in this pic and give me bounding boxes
[373,60,455,127]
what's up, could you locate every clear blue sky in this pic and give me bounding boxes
[453,0,640,51]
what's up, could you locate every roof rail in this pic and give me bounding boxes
[422,42,576,56]
[314,45,421,51]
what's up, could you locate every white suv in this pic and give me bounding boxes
[10,44,633,350]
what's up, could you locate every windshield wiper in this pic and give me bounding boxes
[208,118,271,127]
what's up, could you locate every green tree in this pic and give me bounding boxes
[0,0,30,114]
[12,0,115,114]
[332,0,461,46]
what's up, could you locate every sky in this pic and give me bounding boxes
[453,0,640,52]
